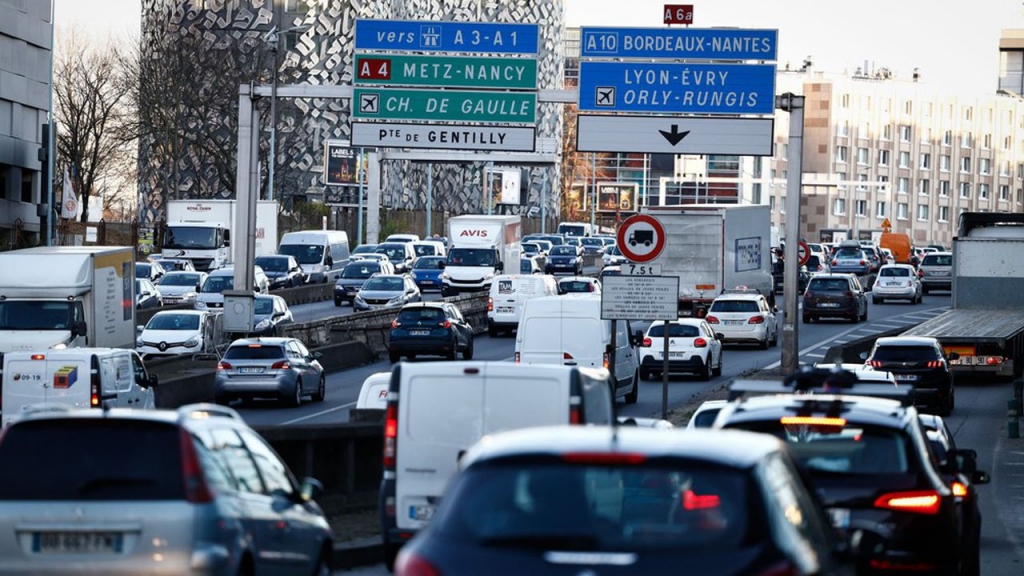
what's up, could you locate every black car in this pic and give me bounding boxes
[388,303,473,362]
[802,274,868,323]
[544,245,583,275]
[396,426,853,576]
[718,372,974,575]
[771,259,810,294]
[865,336,959,416]
[334,261,386,306]
[255,255,306,289]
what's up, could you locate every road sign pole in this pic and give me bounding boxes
[662,320,670,420]
[778,93,805,376]
[541,169,548,234]
[590,153,597,228]
[426,162,433,237]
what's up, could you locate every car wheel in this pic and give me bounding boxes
[712,350,723,377]
[802,315,812,324]
[770,327,778,347]
[922,285,930,294]
[462,337,474,360]
[312,549,332,576]
[388,351,400,363]
[860,307,868,322]
[625,371,639,404]
[759,335,769,350]
[287,379,302,408]
[872,296,882,305]
[488,325,498,338]
[446,346,457,361]
[639,368,651,381]
[334,298,341,307]
[312,375,326,402]
[214,395,230,406]
[699,356,712,381]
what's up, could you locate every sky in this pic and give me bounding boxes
[53,0,1024,92]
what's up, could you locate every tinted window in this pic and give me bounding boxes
[253,298,275,315]
[520,260,533,273]
[710,300,759,313]
[278,243,324,265]
[836,248,863,258]
[255,257,289,272]
[879,267,911,277]
[342,263,379,278]
[363,277,404,291]
[413,244,438,256]
[559,281,594,293]
[136,264,151,278]
[691,408,722,428]
[649,323,700,338]
[550,246,576,256]
[160,273,201,286]
[870,346,940,362]
[413,257,445,270]
[376,244,407,261]
[922,254,952,266]
[146,314,201,331]
[201,275,232,293]
[224,344,286,360]
[352,244,377,254]
[521,244,539,254]
[807,278,850,291]
[0,420,185,500]
[397,307,445,323]
[729,422,910,475]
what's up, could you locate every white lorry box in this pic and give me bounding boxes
[355,371,391,411]
[163,199,279,271]
[486,274,558,336]
[515,294,639,404]
[2,348,157,427]
[557,222,593,237]
[378,361,615,565]
[442,215,521,295]
[278,229,351,283]
[0,246,136,355]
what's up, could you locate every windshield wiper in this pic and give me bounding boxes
[479,534,600,550]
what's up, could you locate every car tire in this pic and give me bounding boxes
[770,327,778,347]
[334,298,341,307]
[759,336,769,350]
[446,347,457,361]
[312,375,326,402]
[640,368,651,381]
[860,307,868,322]
[803,315,812,324]
[383,542,399,572]
[488,325,498,338]
[625,372,639,404]
[312,549,332,576]
[712,350,723,377]
[872,296,882,305]
[922,285,930,294]
[462,337,474,360]
[214,395,230,406]
[287,379,302,408]
[700,356,712,381]
[388,351,400,363]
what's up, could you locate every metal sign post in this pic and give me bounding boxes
[662,324,671,419]
[777,93,805,375]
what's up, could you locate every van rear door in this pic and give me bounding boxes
[2,353,92,426]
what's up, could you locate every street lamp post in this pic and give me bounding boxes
[264,24,309,203]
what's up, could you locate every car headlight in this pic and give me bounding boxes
[182,292,197,301]
[195,301,208,309]
[484,273,494,280]
[254,318,271,331]
[388,295,405,305]
[442,273,451,280]
[184,337,200,347]
[136,338,144,347]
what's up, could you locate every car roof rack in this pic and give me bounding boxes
[728,367,915,406]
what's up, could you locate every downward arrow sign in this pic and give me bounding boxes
[659,124,690,146]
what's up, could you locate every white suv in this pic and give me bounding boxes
[706,290,778,349]
[638,318,723,381]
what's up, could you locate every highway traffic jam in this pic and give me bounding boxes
[0,205,1021,576]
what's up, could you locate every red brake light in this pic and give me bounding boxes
[440,320,451,329]
[514,351,520,364]
[918,269,926,277]
[217,361,232,371]
[179,427,214,504]
[952,481,968,498]
[706,315,720,324]
[642,337,652,347]
[603,352,610,370]
[844,291,854,298]
[748,315,765,324]
[874,490,941,515]
[987,357,1002,365]
[859,260,866,265]
[271,361,290,369]
[394,551,442,576]
[694,337,707,348]
[832,260,838,266]
[588,283,595,292]
[569,405,581,424]
[30,354,44,360]
[682,489,721,510]
[383,403,398,470]
[391,320,400,329]
[562,452,647,465]
[487,297,493,312]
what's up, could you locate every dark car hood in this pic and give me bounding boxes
[336,278,370,289]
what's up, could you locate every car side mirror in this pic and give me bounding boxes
[136,325,145,333]
[72,321,88,337]
[496,262,504,272]
[299,477,324,502]
[715,333,725,341]
[325,257,333,267]
[312,351,323,360]
[948,352,960,361]
[146,374,158,388]
[438,261,446,269]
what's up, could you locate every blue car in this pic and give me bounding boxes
[409,256,446,291]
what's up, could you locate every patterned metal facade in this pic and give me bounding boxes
[139,0,565,226]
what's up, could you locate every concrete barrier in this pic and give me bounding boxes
[273,282,334,305]
[822,325,909,364]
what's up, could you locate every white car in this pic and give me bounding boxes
[872,264,923,304]
[706,291,778,349]
[557,276,601,295]
[136,309,214,358]
[814,363,898,385]
[638,318,723,381]
[686,399,729,430]
[351,253,391,264]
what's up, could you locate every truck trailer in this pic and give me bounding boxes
[443,215,522,296]
[162,199,279,271]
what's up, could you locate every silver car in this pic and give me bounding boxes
[156,271,208,305]
[0,404,333,575]
[919,251,953,293]
[214,337,325,407]
[353,274,421,312]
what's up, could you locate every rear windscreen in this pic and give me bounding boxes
[649,324,700,338]
[869,346,939,362]
[397,308,445,323]
[0,419,184,500]
[879,268,910,277]
[922,255,952,266]
[807,278,849,291]
[709,300,758,313]
[224,345,285,360]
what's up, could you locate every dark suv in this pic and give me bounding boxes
[388,303,474,362]
[865,336,958,416]
[802,274,868,323]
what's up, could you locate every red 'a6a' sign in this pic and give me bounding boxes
[663,4,694,25]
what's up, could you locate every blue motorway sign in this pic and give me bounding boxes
[354,19,539,55]
[578,61,776,115]
[580,27,777,60]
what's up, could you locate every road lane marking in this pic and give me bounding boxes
[280,401,357,426]
[805,353,825,358]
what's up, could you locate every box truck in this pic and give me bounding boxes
[442,215,521,295]
[162,199,279,271]
[0,246,136,356]
[642,205,774,316]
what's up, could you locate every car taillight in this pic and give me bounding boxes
[844,291,854,299]
[90,379,100,407]
[487,297,493,312]
[832,260,838,266]
[642,337,652,347]
[179,427,214,503]
[694,337,707,348]
[383,403,398,471]
[394,551,442,576]
[987,357,1003,365]
[874,490,941,514]
[748,315,765,324]
[391,320,401,328]
[588,283,595,292]
[952,481,968,498]
[706,315,720,324]
[569,405,581,424]
[860,260,866,265]
[603,352,609,370]
[514,352,520,364]
[682,489,721,510]
[271,361,290,369]
[926,360,942,368]
[439,320,451,329]
[563,452,647,465]
[868,360,882,368]
[217,361,232,371]
[919,269,926,276]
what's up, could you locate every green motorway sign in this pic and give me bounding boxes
[353,88,536,124]
[354,54,538,90]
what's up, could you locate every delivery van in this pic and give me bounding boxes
[486,274,558,336]
[277,230,350,283]
[2,348,157,426]
[378,361,615,568]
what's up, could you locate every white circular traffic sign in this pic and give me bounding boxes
[616,214,667,263]
[797,241,810,267]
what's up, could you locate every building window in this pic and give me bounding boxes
[940,155,951,172]
[856,174,868,191]
[1018,188,1023,204]
[984,108,993,125]
[878,149,890,166]
[983,133,992,149]
[899,151,910,168]
[1019,164,1024,179]
[942,130,952,146]
[898,177,909,194]
[1005,136,1012,150]
[837,171,847,181]
[781,143,789,157]
[879,175,890,190]
[959,182,971,198]
[904,100,913,115]
[836,146,848,163]
[919,179,930,195]
[897,203,909,220]
[919,153,931,170]
[837,121,849,136]
[20,172,32,203]
[833,198,846,215]
[882,124,892,140]
[769,195,775,212]
[857,147,869,165]
[939,180,950,197]
[855,199,868,217]
[917,204,929,221]
[961,132,972,148]
[964,106,973,121]
[841,94,850,108]
[899,125,912,142]
[1000,184,1010,201]
[920,127,932,144]
[938,206,950,222]
[876,201,887,217]
[960,156,971,173]
[1001,160,1011,176]
[980,183,990,199]
[980,158,991,174]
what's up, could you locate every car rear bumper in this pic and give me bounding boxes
[714,326,767,342]
[920,278,952,288]
[389,337,456,355]
[873,286,916,297]
[215,374,294,397]
[804,304,858,318]
[640,355,706,373]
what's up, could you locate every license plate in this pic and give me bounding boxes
[34,532,123,554]
[894,374,919,381]
[420,280,434,285]
[410,329,430,336]
[827,508,850,529]
[238,367,265,374]
[820,302,840,308]
[724,320,744,326]
[932,271,949,276]
[497,307,515,314]
[661,351,686,358]
[886,282,902,287]
[409,505,434,521]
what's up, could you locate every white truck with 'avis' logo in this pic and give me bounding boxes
[442,215,521,296]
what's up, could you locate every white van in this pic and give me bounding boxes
[410,240,446,258]
[2,348,157,426]
[487,274,558,337]
[278,230,350,283]
[515,294,639,405]
[557,221,593,237]
[379,361,615,567]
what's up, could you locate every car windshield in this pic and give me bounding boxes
[414,257,445,270]
[146,313,200,331]
[728,422,910,475]
[521,244,539,255]
[376,244,406,261]
[352,244,377,254]
[0,301,74,330]
[870,346,939,362]
[255,257,289,272]
[448,248,496,267]
[341,264,379,278]
[806,255,823,267]
[649,323,701,338]
[430,462,757,552]
[559,225,587,237]
[277,244,324,265]
[158,259,190,271]
[223,344,286,360]
[560,281,594,293]
[691,408,722,429]
[201,275,232,293]
[550,246,576,256]
[136,264,151,278]
[807,278,850,291]
[160,273,201,286]
[606,245,623,256]
[363,277,404,291]
[879,267,911,277]
[836,247,863,258]
[542,236,564,246]
[581,238,604,247]
[163,226,218,250]
[520,260,534,273]
[397,307,445,323]
[922,255,952,266]
[710,300,759,313]
[253,298,275,315]
[413,244,438,256]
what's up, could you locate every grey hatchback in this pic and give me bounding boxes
[215,337,325,407]
[0,404,333,576]
[919,252,953,293]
